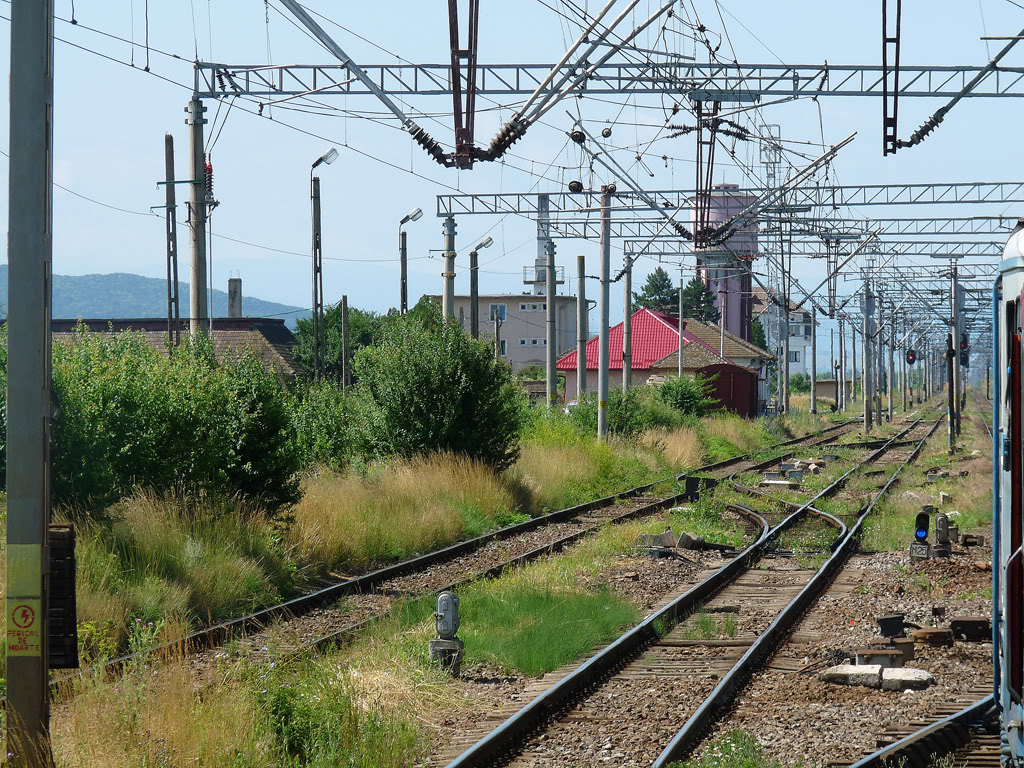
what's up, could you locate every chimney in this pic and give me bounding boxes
[228,277,242,318]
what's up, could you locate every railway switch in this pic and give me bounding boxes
[429,590,464,676]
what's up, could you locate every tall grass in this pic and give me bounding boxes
[71,492,294,655]
[510,415,666,511]
[640,426,704,470]
[288,454,526,571]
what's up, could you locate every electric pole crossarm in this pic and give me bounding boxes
[195,61,1024,99]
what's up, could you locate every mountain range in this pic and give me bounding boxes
[0,267,308,327]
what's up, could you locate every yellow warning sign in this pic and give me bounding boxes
[7,598,42,656]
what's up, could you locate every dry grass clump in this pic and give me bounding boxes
[289,453,522,571]
[703,412,768,455]
[52,661,272,768]
[640,427,703,470]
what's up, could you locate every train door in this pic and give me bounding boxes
[1010,294,1023,702]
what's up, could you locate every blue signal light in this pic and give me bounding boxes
[915,527,928,541]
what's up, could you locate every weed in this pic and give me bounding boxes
[673,729,785,768]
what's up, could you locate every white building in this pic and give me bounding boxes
[751,288,816,378]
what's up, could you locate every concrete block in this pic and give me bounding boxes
[676,531,702,550]
[819,664,882,688]
[855,649,904,669]
[881,667,935,691]
[940,491,952,505]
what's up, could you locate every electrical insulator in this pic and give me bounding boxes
[569,130,585,145]
[601,127,612,138]
[204,155,214,200]
[567,180,584,193]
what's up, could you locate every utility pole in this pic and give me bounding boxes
[678,270,685,378]
[310,176,323,380]
[838,319,845,411]
[470,248,479,339]
[888,311,895,422]
[7,0,54,763]
[577,255,587,397]
[863,281,873,433]
[776,299,784,412]
[164,134,181,348]
[946,333,955,453]
[876,291,884,425]
[622,257,632,393]
[545,240,557,409]
[187,96,208,337]
[951,265,961,436]
[810,304,817,413]
[341,295,350,390]
[598,185,612,441]
[400,228,408,316]
[494,316,502,361]
[852,325,858,403]
[442,215,456,321]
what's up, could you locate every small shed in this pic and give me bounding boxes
[698,363,759,419]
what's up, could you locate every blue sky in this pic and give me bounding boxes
[0,1,1021,364]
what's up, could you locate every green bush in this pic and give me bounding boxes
[657,374,719,416]
[353,315,527,471]
[289,381,367,471]
[46,328,299,508]
[789,372,811,393]
[567,387,690,438]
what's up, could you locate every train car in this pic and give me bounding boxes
[996,218,1024,764]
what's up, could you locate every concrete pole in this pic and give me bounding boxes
[810,304,817,413]
[776,299,784,412]
[7,0,54,762]
[838,318,845,411]
[310,176,322,379]
[947,333,955,452]
[852,325,858,403]
[399,229,408,316]
[888,312,895,422]
[622,257,633,392]
[951,267,961,436]
[442,215,456,321]
[546,240,557,409]
[494,316,502,360]
[577,255,587,397]
[863,282,873,433]
[470,249,479,339]
[598,186,612,441]
[341,294,350,390]
[876,293,884,426]
[187,96,208,337]
[678,270,685,378]
[164,134,180,348]
[718,274,726,358]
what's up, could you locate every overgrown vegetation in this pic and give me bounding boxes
[673,729,786,768]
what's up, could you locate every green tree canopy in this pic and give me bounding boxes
[294,303,387,383]
[633,266,678,313]
[679,276,720,323]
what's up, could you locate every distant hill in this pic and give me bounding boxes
[0,267,308,327]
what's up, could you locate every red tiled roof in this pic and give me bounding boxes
[556,308,727,371]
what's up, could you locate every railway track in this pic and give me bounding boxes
[46,420,858,697]
[436,418,932,767]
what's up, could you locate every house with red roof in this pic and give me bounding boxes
[556,308,771,417]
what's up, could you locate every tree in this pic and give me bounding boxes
[752,318,767,351]
[353,316,527,471]
[633,266,678,313]
[294,302,387,382]
[679,276,720,323]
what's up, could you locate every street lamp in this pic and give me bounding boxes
[399,207,423,315]
[469,236,494,339]
[310,147,338,380]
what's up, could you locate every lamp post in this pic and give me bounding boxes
[469,236,493,339]
[310,147,338,380]
[399,207,423,315]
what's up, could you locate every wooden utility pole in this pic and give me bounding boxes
[7,1,54,764]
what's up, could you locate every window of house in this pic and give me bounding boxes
[531,303,539,311]
[520,303,527,311]
[788,350,801,363]
[489,303,506,321]
[500,340,508,357]
[531,339,538,345]
[520,338,527,346]
[542,303,547,311]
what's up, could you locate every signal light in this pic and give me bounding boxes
[905,349,917,365]
[914,512,930,542]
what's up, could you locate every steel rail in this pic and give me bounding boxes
[654,417,940,766]
[444,423,886,768]
[845,695,995,768]
[29,419,855,704]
